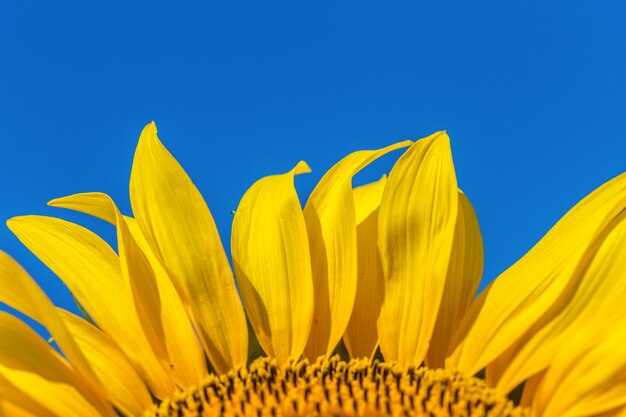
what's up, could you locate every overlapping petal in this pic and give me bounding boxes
[303,140,412,359]
[129,122,248,374]
[447,172,626,376]
[0,312,105,417]
[6,215,176,398]
[0,251,104,392]
[427,191,483,368]
[487,210,626,394]
[56,309,153,417]
[0,375,59,417]
[232,161,313,364]
[343,176,387,359]
[377,132,459,365]
[49,192,208,388]
[48,192,117,225]
[531,317,626,417]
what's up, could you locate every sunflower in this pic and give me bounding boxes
[1,123,625,417]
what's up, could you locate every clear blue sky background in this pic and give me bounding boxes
[1,2,625,323]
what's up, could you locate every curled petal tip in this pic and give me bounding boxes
[294,160,312,175]
[141,121,158,138]
[6,217,21,228]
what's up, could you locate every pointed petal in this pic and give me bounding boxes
[353,175,388,225]
[487,210,626,394]
[49,191,208,386]
[117,214,208,387]
[0,312,105,417]
[232,161,313,363]
[303,140,412,358]
[56,309,153,417]
[532,321,626,417]
[447,172,626,376]
[343,176,387,359]
[377,132,459,365]
[130,122,247,373]
[48,192,116,225]
[7,215,176,397]
[0,251,114,415]
[427,191,483,368]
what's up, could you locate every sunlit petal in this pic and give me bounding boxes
[49,192,208,387]
[303,140,412,359]
[0,251,117,414]
[130,122,247,373]
[48,192,117,225]
[531,320,626,417]
[0,251,105,396]
[427,191,483,368]
[6,215,176,397]
[343,175,386,359]
[232,161,313,363]
[0,312,105,417]
[56,309,153,417]
[448,173,626,375]
[487,211,626,394]
[377,132,459,365]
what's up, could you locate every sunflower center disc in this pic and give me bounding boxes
[146,356,528,417]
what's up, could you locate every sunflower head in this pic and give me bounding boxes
[146,356,527,417]
[1,122,625,417]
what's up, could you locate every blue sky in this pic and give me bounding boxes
[1,1,625,321]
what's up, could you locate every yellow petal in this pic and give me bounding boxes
[48,192,116,225]
[49,192,208,387]
[353,175,388,225]
[531,320,626,417]
[7,215,176,397]
[487,210,626,394]
[520,369,546,408]
[303,140,412,359]
[377,132,459,365]
[0,376,57,417]
[56,309,153,417]
[343,176,387,359]
[0,312,105,417]
[0,251,114,414]
[0,401,45,417]
[593,407,626,417]
[118,215,208,387]
[130,122,247,373]
[447,172,626,376]
[232,161,313,363]
[427,191,483,368]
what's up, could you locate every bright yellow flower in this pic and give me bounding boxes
[1,122,625,417]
